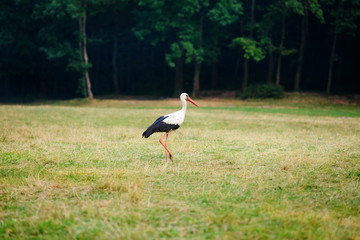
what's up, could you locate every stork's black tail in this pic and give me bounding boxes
[142,115,168,138]
[142,127,155,138]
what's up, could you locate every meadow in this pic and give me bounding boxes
[1,94,360,239]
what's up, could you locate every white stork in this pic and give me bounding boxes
[142,93,199,162]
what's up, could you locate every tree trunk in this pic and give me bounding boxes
[242,57,249,90]
[234,21,244,82]
[294,6,308,92]
[275,52,282,86]
[211,62,218,89]
[267,29,274,84]
[276,14,286,85]
[267,52,274,84]
[94,46,100,89]
[250,0,255,35]
[242,59,249,91]
[112,35,119,94]
[84,71,92,99]
[79,11,93,100]
[327,33,337,96]
[266,28,274,84]
[193,61,201,97]
[125,49,131,93]
[4,75,11,97]
[163,57,169,95]
[192,3,204,97]
[118,52,123,93]
[4,47,12,97]
[211,25,219,89]
[173,49,185,97]
[234,49,241,82]
[79,16,94,100]
[242,0,255,91]
[40,59,48,98]
[151,47,155,81]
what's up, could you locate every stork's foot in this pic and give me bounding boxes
[169,153,173,161]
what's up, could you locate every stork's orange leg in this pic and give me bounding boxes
[165,133,172,161]
[164,133,168,162]
[165,133,168,148]
[159,133,173,162]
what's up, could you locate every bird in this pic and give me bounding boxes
[142,93,199,162]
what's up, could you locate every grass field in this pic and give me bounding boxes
[1,94,360,239]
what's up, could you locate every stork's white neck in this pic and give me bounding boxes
[181,96,187,114]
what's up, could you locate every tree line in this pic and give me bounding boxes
[0,0,359,100]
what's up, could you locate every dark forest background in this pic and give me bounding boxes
[1,0,360,100]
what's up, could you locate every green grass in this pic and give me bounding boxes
[1,95,360,239]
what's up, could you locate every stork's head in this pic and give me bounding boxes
[180,93,199,107]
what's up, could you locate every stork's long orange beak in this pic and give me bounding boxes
[187,97,199,107]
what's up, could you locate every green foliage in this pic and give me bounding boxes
[165,43,182,68]
[1,0,360,99]
[39,41,74,59]
[207,0,243,26]
[285,0,305,15]
[309,0,325,22]
[36,0,110,19]
[165,40,205,67]
[76,77,87,97]
[36,6,86,76]
[286,0,325,22]
[67,60,92,74]
[322,0,360,35]
[0,0,17,46]
[135,0,243,69]
[231,37,266,62]
[240,84,285,99]
[278,46,297,56]
[0,31,14,46]
[134,0,204,66]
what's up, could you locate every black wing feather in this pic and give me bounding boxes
[142,116,168,138]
